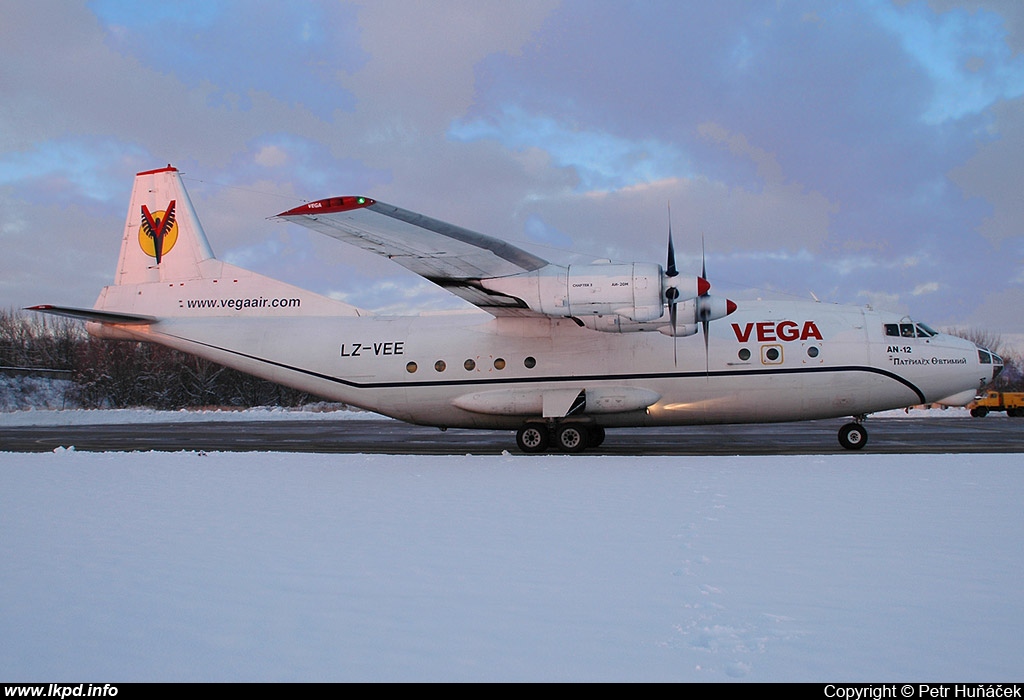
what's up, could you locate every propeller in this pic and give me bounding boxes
[698,236,711,373]
[694,236,738,374]
[665,205,680,365]
[662,209,736,370]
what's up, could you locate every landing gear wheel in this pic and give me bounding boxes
[555,424,587,453]
[586,426,606,448]
[838,422,868,451]
[516,424,549,453]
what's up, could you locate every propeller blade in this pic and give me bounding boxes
[666,225,678,279]
[670,300,678,366]
[700,233,707,281]
[663,202,679,276]
[702,319,710,375]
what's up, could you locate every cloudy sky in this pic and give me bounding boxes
[2,0,1023,346]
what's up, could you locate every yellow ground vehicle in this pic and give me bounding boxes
[969,391,1024,418]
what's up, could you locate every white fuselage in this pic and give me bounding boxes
[93,299,991,430]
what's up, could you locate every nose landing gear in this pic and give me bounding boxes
[838,420,868,450]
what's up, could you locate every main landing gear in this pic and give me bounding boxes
[838,419,868,451]
[515,421,606,454]
[517,419,871,453]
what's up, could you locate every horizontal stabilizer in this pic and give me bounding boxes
[26,305,157,325]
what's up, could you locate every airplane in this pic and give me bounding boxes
[29,165,1004,452]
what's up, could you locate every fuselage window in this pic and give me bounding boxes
[762,346,782,364]
[464,359,476,371]
[434,360,446,372]
[524,356,537,369]
[807,346,820,358]
[494,358,506,370]
[406,361,418,373]
[738,348,751,361]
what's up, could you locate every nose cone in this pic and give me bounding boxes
[933,337,1003,407]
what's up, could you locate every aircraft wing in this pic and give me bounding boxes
[275,197,550,316]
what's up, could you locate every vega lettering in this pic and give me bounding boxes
[731,320,823,343]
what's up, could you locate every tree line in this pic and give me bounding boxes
[1,307,1021,410]
[0,309,321,409]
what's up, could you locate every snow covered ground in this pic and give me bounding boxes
[0,403,384,426]
[2,408,1022,682]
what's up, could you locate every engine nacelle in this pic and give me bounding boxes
[579,314,699,335]
[561,263,664,322]
[577,295,733,334]
[482,262,705,324]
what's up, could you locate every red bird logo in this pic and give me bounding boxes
[139,200,177,263]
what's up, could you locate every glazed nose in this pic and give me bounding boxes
[976,346,1003,383]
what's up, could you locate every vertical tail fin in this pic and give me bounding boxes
[115,165,216,285]
[91,165,361,320]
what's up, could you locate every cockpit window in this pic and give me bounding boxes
[979,349,992,364]
[884,321,938,339]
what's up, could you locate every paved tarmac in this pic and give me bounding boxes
[1,416,1020,455]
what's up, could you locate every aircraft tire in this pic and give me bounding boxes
[555,424,587,453]
[838,422,868,451]
[516,424,549,453]
[586,426,606,448]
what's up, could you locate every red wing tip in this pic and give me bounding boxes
[277,196,376,217]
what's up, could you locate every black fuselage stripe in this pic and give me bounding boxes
[168,334,929,404]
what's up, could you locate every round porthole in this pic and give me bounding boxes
[738,348,751,361]
[765,347,780,361]
[406,361,418,373]
[464,359,476,371]
[494,358,506,370]
[807,346,820,358]
[524,356,537,369]
[434,360,446,372]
